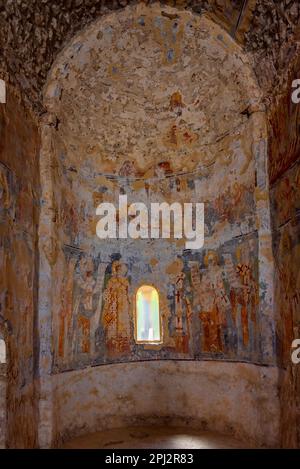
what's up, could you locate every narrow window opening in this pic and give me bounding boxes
[0,339,6,364]
[135,285,161,344]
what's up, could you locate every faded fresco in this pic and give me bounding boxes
[41,4,273,373]
[0,91,39,447]
[269,55,300,185]
[272,160,300,366]
[270,105,300,448]
[1,0,300,451]
[52,228,260,371]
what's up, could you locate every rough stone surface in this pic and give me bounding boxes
[244,1,300,449]
[270,111,300,448]
[0,0,253,113]
[52,361,280,448]
[254,6,300,447]
[1,1,300,110]
[0,89,40,448]
[246,1,300,96]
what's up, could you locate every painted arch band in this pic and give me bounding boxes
[96,195,205,250]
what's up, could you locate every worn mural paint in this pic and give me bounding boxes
[0,0,299,451]
[267,44,300,445]
[269,54,300,185]
[272,160,300,366]
[270,134,300,448]
[40,4,274,375]
[0,89,40,448]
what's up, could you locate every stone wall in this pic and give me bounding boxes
[0,87,40,448]
[52,361,280,448]
[35,3,277,447]
[246,1,300,98]
[0,363,6,448]
[0,0,252,114]
[246,3,300,448]
[244,0,300,448]
[268,70,300,448]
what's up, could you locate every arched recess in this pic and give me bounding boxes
[38,2,278,448]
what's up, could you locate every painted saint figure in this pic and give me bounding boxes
[102,260,131,354]
[228,257,258,349]
[197,251,228,353]
[72,257,105,356]
[174,271,192,353]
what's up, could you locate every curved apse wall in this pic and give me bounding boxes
[39,3,277,446]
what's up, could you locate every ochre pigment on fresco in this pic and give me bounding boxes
[41,4,273,373]
[1,0,300,450]
[0,91,39,448]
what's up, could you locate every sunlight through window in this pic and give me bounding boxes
[136,285,161,343]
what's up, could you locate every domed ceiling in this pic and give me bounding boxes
[45,2,262,178]
[1,1,299,112]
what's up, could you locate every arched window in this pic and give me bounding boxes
[135,285,161,343]
[0,339,6,364]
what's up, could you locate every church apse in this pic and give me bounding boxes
[41,3,274,374]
